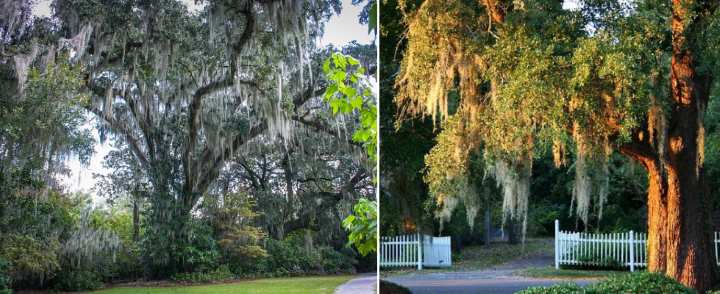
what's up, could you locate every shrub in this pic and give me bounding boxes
[171,265,234,283]
[0,234,60,288]
[0,258,11,294]
[233,236,358,277]
[517,283,585,294]
[518,273,697,294]
[379,280,412,294]
[52,270,102,292]
[589,272,695,294]
[320,247,357,274]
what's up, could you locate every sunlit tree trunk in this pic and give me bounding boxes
[661,0,718,290]
[646,161,668,273]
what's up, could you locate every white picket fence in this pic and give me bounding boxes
[380,234,452,269]
[555,220,720,272]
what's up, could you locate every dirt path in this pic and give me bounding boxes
[385,252,596,294]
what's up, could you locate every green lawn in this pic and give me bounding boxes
[91,276,354,294]
[450,238,554,270]
[516,267,633,280]
[381,238,554,277]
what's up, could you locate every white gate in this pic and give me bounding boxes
[423,236,452,267]
[380,234,452,269]
[555,220,720,272]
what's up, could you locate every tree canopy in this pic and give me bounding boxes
[1,0,377,284]
[391,0,719,290]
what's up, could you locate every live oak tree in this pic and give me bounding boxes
[394,0,719,290]
[3,0,378,277]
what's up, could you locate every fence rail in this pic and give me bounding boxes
[555,220,720,272]
[380,234,452,269]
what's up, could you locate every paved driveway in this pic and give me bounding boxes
[385,254,597,293]
[336,273,377,294]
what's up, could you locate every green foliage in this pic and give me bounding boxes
[52,270,103,292]
[379,0,438,237]
[0,191,78,288]
[179,221,221,274]
[171,265,234,284]
[342,198,377,256]
[0,234,60,288]
[519,283,586,294]
[379,280,413,294]
[204,193,267,269]
[367,1,377,35]
[79,276,354,294]
[323,52,378,160]
[591,272,696,294]
[239,237,356,277]
[0,58,93,172]
[0,258,12,294]
[517,272,696,294]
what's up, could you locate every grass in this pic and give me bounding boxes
[516,267,633,280]
[90,276,354,294]
[381,238,554,277]
[451,238,553,270]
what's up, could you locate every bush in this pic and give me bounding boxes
[590,272,695,294]
[0,258,11,294]
[319,247,357,274]
[171,265,234,283]
[517,273,696,294]
[379,280,412,294]
[518,283,585,294]
[52,270,102,292]
[0,234,60,288]
[233,235,358,277]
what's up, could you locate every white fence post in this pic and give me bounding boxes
[555,219,560,269]
[629,230,635,272]
[417,233,422,270]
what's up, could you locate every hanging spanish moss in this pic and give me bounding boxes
[569,124,610,227]
[12,42,38,93]
[488,157,531,243]
[61,209,121,270]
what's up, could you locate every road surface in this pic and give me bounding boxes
[336,273,377,294]
[385,253,597,293]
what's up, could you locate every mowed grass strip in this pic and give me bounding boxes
[517,267,633,280]
[90,275,354,294]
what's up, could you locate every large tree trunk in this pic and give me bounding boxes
[618,1,717,291]
[645,160,668,273]
[620,141,668,274]
[662,0,717,291]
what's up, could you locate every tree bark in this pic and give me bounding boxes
[661,0,718,290]
[132,191,140,242]
[645,160,668,273]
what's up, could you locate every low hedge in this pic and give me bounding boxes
[379,279,412,294]
[518,272,696,294]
